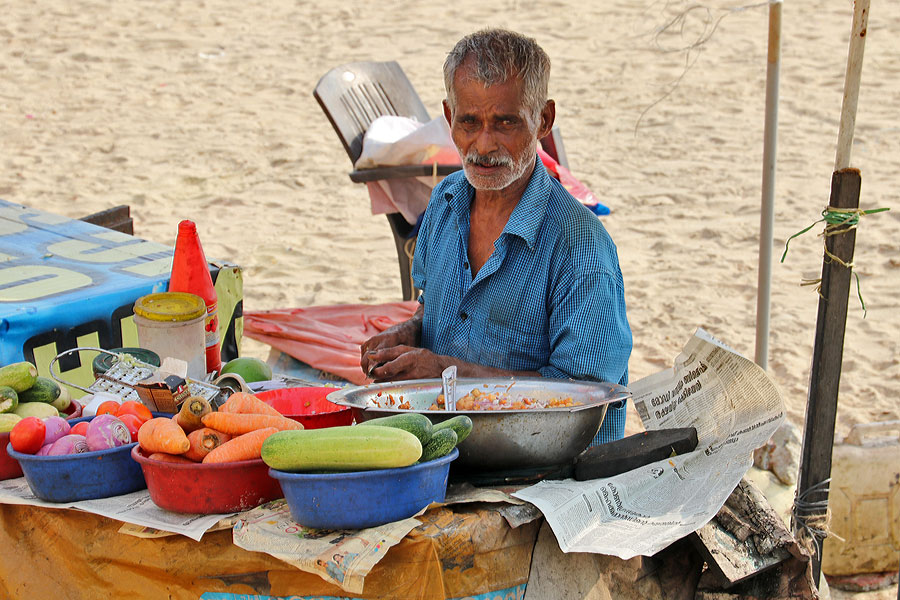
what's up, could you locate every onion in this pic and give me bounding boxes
[85,415,132,451]
[42,416,71,447]
[47,434,89,456]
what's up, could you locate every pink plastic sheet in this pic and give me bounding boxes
[243,302,420,385]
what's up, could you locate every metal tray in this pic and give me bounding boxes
[328,377,631,473]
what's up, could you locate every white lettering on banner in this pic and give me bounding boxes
[0,266,92,302]
[47,239,169,264]
[122,257,173,277]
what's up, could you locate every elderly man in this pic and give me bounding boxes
[360,29,632,444]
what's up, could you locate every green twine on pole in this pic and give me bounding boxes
[781,206,890,317]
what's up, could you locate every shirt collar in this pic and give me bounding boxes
[442,154,550,250]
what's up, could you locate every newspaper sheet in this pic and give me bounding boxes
[513,329,786,558]
[0,478,228,541]
[232,498,420,595]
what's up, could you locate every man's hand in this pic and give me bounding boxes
[360,306,423,377]
[364,346,448,382]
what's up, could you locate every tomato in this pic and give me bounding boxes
[9,417,46,454]
[95,400,121,417]
[117,414,142,443]
[118,401,152,424]
[70,421,90,436]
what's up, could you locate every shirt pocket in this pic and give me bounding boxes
[480,317,548,371]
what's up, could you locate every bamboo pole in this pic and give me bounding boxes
[754,0,782,370]
[834,0,870,170]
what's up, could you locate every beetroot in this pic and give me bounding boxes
[42,416,71,447]
[85,415,132,451]
[47,434,89,455]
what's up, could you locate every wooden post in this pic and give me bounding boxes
[794,168,861,583]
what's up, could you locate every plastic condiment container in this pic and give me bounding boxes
[133,292,207,380]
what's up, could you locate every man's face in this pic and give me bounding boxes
[444,64,543,192]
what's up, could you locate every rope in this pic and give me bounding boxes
[791,478,843,562]
[781,206,890,317]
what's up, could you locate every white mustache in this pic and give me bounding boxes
[464,151,513,168]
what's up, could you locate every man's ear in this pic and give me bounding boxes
[537,99,556,140]
[442,99,452,126]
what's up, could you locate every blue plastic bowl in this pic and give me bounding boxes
[270,448,458,530]
[4,413,157,502]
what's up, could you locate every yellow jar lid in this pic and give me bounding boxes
[134,292,206,322]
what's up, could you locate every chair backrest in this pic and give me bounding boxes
[313,61,432,165]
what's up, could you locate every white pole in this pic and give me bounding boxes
[755,0,782,370]
[834,0,870,170]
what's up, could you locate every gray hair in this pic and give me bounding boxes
[443,29,550,124]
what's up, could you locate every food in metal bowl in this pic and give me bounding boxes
[428,387,583,411]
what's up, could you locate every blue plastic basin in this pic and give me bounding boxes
[4,413,157,502]
[270,448,458,530]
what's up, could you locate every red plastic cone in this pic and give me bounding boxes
[169,220,222,375]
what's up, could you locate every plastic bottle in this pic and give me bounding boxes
[168,220,222,376]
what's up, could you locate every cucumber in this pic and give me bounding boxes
[0,362,38,393]
[0,413,22,433]
[432,415,473,444]
[261,425,422,472]
[357,413,433,446]
[0,386,18,414]
[420,428,457,462]
[49,385,71,412]
[12,401,59,419]
[19,377,61,404]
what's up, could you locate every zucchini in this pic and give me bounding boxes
[0,413,22,433]
[0,362,38,393]
[19,377,61,404]
[357,413,433,446]
[420,428,457,462]
[261,425,422,472]
[432,415,473,444]
[0,386,18,414]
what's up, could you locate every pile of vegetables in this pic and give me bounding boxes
[138,392,304,464]
[7,400,151,457]
[261,413,472,473]
[0,361,78,429]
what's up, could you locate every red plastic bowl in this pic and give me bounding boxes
[256,387,352,429]
[0,432,23,480]
[131,446,283,514]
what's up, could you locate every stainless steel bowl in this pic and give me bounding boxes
[327,377,631,472]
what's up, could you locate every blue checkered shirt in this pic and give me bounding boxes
[412,157,632,445]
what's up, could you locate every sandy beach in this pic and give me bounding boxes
[2,0,897,593]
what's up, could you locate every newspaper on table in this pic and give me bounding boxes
[231,482,532,594]
[0,478,228,541]
[513,328,786,558]
[232,498,420,595]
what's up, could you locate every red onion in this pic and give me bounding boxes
[85,415,132,451]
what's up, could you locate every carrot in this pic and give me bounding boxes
[201,411,303,435]
[219,392,282,417]
[183,427,231,462]
[148,452,195,464]
[138,417,191,455]
[202,427,278,464]
[174,395,212,432]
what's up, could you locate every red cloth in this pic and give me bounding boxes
[243,302,419,385]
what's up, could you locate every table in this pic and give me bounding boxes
[0,502,539,600]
